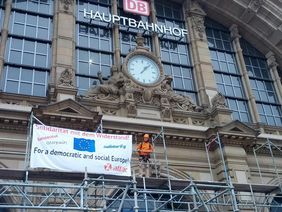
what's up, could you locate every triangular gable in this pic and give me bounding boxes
[219,120,259,137]
[206,120,260,139]
[34,99,96,119]
[32,99,102,131]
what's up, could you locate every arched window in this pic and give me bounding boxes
[240,39,282,126]
[1,0,53,97]
[156,0,197,102]
[76,0,113,95]
[205,18,251,122]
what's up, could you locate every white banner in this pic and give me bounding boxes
[30,124,132,176]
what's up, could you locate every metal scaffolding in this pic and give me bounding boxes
[205,132,239,212]
[253,138,282,189]
[1,120,282,211]
[0,169,282,211]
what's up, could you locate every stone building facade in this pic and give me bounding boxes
[0,0,282,210]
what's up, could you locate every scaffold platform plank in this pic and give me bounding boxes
[0,168,279,194]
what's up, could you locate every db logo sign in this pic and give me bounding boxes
[123,0,150,16]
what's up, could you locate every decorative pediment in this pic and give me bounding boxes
[33,99,102,131]
[206,120,260,140]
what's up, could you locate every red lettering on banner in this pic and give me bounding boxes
[123,0,150,16]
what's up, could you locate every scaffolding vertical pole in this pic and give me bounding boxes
[249,184,258,212]
[102,175,106,210]
[95,119,103,133]
[216,132,239,212]
[132,170,139,212]
[151,135,158,178]
[143,177,149,212]
[253,147,263,184]
[267,139,281,186]
[191,187,198,211]
[217,132,228,182]
[83,167,88,209]
[160,126,174,211]
[205,142,214,181]
[24,112,33,170]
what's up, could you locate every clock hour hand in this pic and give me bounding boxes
[140,65,150,74]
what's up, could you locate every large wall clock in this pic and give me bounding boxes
[124,52,164,86]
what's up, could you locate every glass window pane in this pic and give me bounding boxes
[36,43,47,54]
[173,66,181,76]
[33,84,45,96]
[13,23,24,34]
[174,77,183,89]
[38,28,49,39]
[7,67,20,80]
[21,68,33,81]
[6,81,19,93]
[35,55,47,67]
[24,40,35,52]
[78,62,89,74]
[20,82,32,95]
[26,26,36,37]
[34,71,46,83]
[11,38,23,49]
[10,51,22,63]
[23,52,34,66]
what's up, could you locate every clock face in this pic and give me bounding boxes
[127,55,160,85]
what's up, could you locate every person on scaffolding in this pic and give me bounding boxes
[137,134,154,163]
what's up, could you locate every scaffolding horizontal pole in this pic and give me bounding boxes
[0,169,280,192]
[0,205,103,210]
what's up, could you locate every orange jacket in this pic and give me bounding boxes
[137,141,154,156]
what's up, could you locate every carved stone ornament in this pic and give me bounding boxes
[191,15,205,40]
[211,93,228,109]
[127,102,137,117]
[266,52,278,69]
[58,69,74,87]
[230,24,241,40]
[161,107,171,121]
[60,0,73,11]
[154,75,202,112]
[187,1,206,17]
[85,66,124,101]
[249,0,264,11]
[186,1,206,40]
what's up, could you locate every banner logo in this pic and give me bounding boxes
[73,138,95,152]
[123,0,150,16]
[104,163,112,171]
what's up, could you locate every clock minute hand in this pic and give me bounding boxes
[140,65,150,74]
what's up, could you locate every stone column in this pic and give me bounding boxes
[214,145,249,183]
[229,24,260,123]
[0,0,12,77]
[112,0,120,66]
[266,52,282,105]
[50,0,77,102]
[185,1,216,108]
[150,0,160,59]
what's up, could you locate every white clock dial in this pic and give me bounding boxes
[127,55,160,85]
